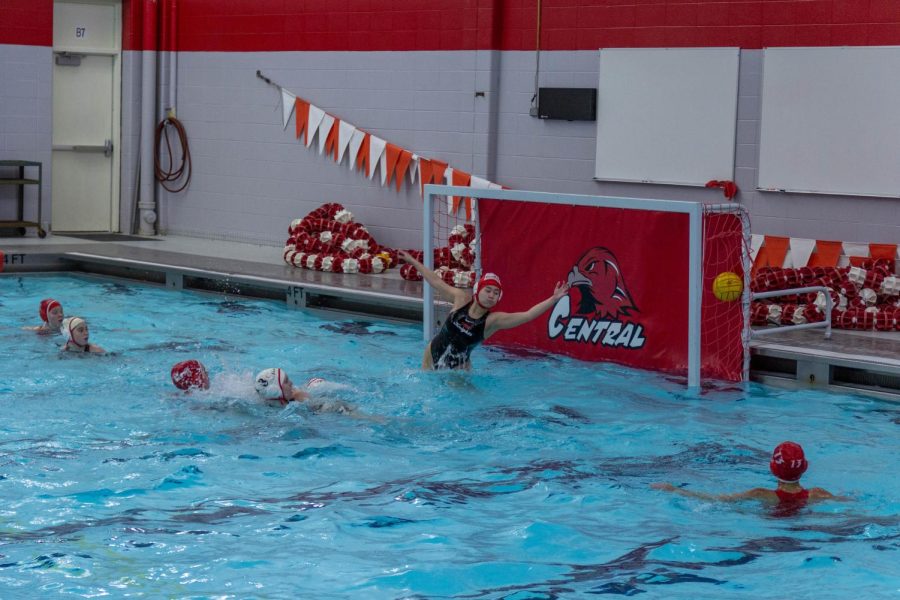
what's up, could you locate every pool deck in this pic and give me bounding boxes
[3,233,899,400]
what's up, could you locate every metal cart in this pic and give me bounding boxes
[0,160,45,238]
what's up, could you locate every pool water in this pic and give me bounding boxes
[0,273,898,598]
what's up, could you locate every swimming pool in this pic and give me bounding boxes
[1,273,898,598]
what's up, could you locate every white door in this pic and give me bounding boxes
[52,0,121,232]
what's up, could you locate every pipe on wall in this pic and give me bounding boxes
[137,0,158,235]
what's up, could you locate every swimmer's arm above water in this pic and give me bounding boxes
[651,483,776,502]
[806,487,851,502]
[398,250,469,307]
[484,282,569,338]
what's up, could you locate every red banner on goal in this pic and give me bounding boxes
[479,198,746,380]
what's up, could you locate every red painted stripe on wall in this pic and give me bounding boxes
[8,0,900,51]
[0,0,52,47]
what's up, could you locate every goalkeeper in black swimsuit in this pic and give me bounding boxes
[398,250,569,370]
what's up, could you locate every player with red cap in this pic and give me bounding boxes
[652,441,847,513]
[398,250,569,370]
[171,360,211,392]
[25,298,65,334]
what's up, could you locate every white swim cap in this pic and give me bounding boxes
[254,368,290,403]
[61,316,86,343]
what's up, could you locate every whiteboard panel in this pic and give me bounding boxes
[595,48,739,186]
[759,46,900,198]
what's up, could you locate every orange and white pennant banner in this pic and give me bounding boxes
[317,114,336,155]
[347,129,366,169]
[336,121,356,164]
[305,105,325,149]
[281,89,296,130]
[368,136,387,181]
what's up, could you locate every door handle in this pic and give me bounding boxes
[52,140,114,157]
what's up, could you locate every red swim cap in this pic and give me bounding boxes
[39,298,62,323]
[473,272,503,308]
[770,441,808,482]
[171,360,210,391]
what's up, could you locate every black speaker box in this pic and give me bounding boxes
[538,87,597,121]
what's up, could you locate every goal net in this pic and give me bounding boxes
[419,185,750,386]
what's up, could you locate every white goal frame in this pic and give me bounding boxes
[422,184,749,388]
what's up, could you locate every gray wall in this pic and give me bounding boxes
[496,50,899,244]
[0,44,52,230]
[2,44,897,247]
[158,51,485,249]
[159,49,899,249]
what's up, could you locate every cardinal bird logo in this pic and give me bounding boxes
[567,247,638,320]
[547,246,645,349]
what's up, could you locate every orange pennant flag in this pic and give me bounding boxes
[295,98,310,145]
[807,240,842,268]
[430,160,448,185]
[465,197,472,221]
[324,117,340,161]
[355,133,371,177]
[394,149,413,192]
[384,143,401,188]
[418,158,433,196]
[451,170,471,215]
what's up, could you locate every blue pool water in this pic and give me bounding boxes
[0,273,898,598]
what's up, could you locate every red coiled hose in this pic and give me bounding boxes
[154,116,192,193]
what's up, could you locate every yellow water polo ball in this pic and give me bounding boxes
[713,271,743,302]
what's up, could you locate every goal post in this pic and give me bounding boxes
[421,184,750,388]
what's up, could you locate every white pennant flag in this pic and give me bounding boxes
[336,121,356,165]
[842,242,868,264]
[317,114,335,155]
[750,234,764,263]
[469,176,492,220]
[379,152,388,186]
[487,182,502,190]
[445,167,455,212]
[281,89,296,130]
[305,105,325,148]
[347,130,366,169]
[470,175,491,189]
[409,154,419,184]
[788,238,816,269]
[368,136,387,180]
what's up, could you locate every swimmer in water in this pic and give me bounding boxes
[254,368,354,415]
[398,249,569,370]
[25,298,64,334]
[652,441,848,514]
[171,359,211,392]
[60,316,107,354]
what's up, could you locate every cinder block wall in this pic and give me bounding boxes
[2,1,899,247]
[0,0,52,228]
